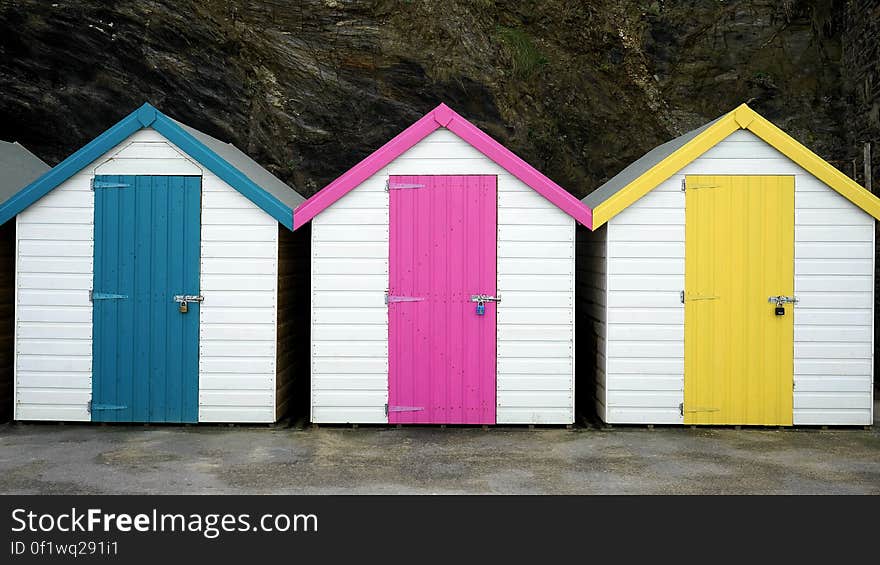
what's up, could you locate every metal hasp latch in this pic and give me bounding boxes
[768,295,798,316]
[174,294,204,313]
[470,294,501,316]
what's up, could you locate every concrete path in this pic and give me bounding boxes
[1,412,877,494]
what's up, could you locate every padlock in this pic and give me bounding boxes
[179,301,188,314]
[476,302,485,316]
[775,305,784,316]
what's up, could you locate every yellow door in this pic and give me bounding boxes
[684,175,794,425]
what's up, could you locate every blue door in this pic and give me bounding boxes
[91,175,201,422]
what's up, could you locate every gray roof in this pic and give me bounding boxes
[0,140,50,205]
[582,116,723,208]
[172,118,305,208]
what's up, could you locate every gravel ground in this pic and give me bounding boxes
[0,404,877,494]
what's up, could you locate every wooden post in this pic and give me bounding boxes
[864,142,873,192]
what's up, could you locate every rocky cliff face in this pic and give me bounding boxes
[0,0,867,198]
[843,0,879,186]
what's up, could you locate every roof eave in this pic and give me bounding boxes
[151,113,294,229]
[0,106,145,226]
[589,110,740,229]
[588,103,880,228]
[0,103,297,230]
[293,103,591,229]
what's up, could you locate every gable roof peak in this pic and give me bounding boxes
[733,103,756,128]
[0,102,304,228]
[294,102,590,229]
[136,103,158,127]
[432,103,454,126]
[583,103,880,227]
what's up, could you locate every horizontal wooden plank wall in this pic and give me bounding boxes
[310,170,388,423]
[792,175,874,425]
[198,172,279,423]
[603,129,874,425]
[310,129,575,424]
[16,161,97,420]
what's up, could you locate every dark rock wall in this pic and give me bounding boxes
[0,0,863,199]
[843,0,880,390]
[843,0,879,184]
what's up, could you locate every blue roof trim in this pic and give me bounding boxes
[0,108,143,226]
[0,103,294,229]
[151,113,292,229]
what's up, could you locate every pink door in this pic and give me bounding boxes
[388,175,497,424]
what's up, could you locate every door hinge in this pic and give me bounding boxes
[385,293,425,304]
[682,180,721,191]
[90,291,128,301]
[91,180,131,191]
[388,405,425,413]
[384,403,388,417]
[683,406,721,414]
[386,181,425,191]
[88,400,127,413]
[679,402,683,417]
[681,291,719,303]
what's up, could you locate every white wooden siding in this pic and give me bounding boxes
[793,174,874,425]
[497,180,574,425]
[602,129,874,425]
[198,173,278,423]
[15,169,93,421]
[15,128,281,422]
[310,128,576,424]
[310,173,389,424]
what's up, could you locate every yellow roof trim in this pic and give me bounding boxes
[743,107,880,220]
[591,103,880,228]
[591,112,739,228]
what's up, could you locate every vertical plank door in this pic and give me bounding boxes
[388,175,497,424]
[684,175,794,425]
[92,175,201,422]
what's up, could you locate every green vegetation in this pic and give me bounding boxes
[496,26,546,78]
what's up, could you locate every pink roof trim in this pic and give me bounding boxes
[293,103,591,229]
